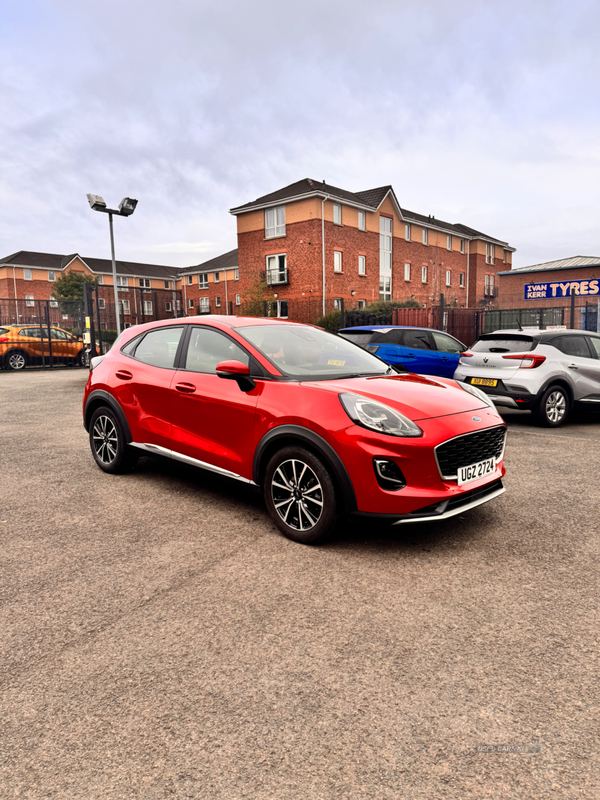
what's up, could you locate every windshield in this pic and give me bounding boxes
[238,324,391,379]
[472,335,536,353]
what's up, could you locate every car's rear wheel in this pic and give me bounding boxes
[533,385,569,427]
[77,349,90,367]
[263,446,339,544]
[6,350,27,371]
[89,406,137,473]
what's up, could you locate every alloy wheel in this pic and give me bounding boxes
[271,458,324,532]
[545,391,566,424]
[8,352,26,370]
[92,415,118,465]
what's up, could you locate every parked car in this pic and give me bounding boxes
[83,317,507,544]
[338,325,466,378]
[0,325,88,370]
[454,328,600,426]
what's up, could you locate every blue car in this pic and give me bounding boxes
[338,325,467,379]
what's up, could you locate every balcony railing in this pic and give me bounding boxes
[484,286,498,297]
[263,268,289,286]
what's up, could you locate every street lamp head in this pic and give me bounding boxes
[87,193,107,211]
[118,197,138,216]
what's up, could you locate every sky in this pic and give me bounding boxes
[1,0,599,269]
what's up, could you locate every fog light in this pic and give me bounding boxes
[373,459,406,491]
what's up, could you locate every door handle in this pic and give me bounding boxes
[440,356,449,361]
[404,353,416,358]
[567,364,578,370]
[175,382,196,394]
[115,370,132,380]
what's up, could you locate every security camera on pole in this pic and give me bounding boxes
[86,194,138,336]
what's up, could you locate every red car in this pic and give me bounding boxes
[83,316,507,544]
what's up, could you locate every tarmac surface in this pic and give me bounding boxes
[1,369,598,799]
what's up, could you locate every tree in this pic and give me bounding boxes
[51,272,98,303]
[243,277,269,317]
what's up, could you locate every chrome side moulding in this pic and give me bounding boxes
[130,442,257,485]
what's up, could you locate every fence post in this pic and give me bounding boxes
[154,291,159,321]
[439,293,446,331]
[262,301,267,317]
[94,285,103,355]
[229,300,233,315]
[37,300,46,367]
[45,302,54,369]
[340,297,345,329]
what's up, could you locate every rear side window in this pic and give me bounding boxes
[371,329,404,345]
[552,336,592,358]
[401,330,433,350]
[133,326,184,368]
[338,331,376,347]
[472,335,536,353]
[0,327,9,335]
[587,337,600,358]
[431,331,464,353]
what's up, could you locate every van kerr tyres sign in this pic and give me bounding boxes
[525,279,600,300]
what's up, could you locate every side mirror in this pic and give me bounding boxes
[216,360,255,392]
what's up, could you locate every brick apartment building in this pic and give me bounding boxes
[229,178,515,318]
[0,251,182,327]
[496,255,600,328]
[178,249,240,316]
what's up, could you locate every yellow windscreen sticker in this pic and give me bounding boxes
[327,359,346,366]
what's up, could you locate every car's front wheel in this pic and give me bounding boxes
[263,446,339,544]
[533,385,569,427]
[77,349,90,367]
[89,406,137,473]
[6,350,28,371]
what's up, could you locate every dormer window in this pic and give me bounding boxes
[265,206,286,238]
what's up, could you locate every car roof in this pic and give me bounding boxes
[339,325,456,336]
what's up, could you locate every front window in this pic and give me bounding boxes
[405,223,411,241]
[358,210,366,230]
[235,294,241,306]
[333,203,342,225]
[266,254,287,284]
[187,275,193,285]
[143,301,153,315]
[447,235,452,250]
[48,270,56,282]
[358,255,366,275]
[234,268,239,280]
[139,278,151,288]
[486,243,495,264]
[184,327,249,373]
[446,270,451,286]
[25,295,34,306]
[334,251,343,272]
[98,298,106,309]
[422,265,428,283]
[265,206,286,238]
[460,272,465,288]
[460,239,465,254]
[117,276,128,287]
[198,273,208,288]
[215,296,221,307]
[24,269,32,280]
[214,272,220,283]
[238,324,391,380]
[188,298,195,309]
[118,299,130,314]
[199,297,210,313]
[422,229,428,245]
[404,263,411,281]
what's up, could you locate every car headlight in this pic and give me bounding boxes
[458,381,494,407]
[339,393,422,437]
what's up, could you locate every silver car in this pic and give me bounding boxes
[454,329,600,426]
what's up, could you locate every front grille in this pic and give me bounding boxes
[435,426,506,479]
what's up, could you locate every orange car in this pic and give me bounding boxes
[0,325,88,370]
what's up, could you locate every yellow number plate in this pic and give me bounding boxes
[327,359,346,366]
[471,378,497,387]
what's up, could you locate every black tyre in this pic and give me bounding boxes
[533,385,569,427]
[263,446,339,544]
[89,406,137,474]
[77,349,90,367]
[6,350,28,371]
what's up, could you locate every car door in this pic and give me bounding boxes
[110,325,185,451]
[170,325,260,480]
[430,331,467,378]
[553,335,600,401]
[17,327,44,360]
[398,329,440,375]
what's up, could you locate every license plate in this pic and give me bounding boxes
[457,458,496,485]
[471,378,498,387]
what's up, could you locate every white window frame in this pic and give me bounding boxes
[188,298,195,309]
[404,262,411,281]
[166,301,172,312]
[333,203,342,225]
[98,298,106,309]
[214,272,220,283]
[215,296,221,307]
[265,206,286,238]
[49,299,58,308]
[198,273,208,288]
[199,297,210,313]
[235,294,241,306]
[422,229,428,245]
[116,276,128,288]
[24,269,32,281]
[460,239,465,254]
[266,254,287,284]
[119,299,130,314]
[459,272,465,288]
[139,278,151,289]
[358,255,366,275]
[164,280,172,289]
[187,275,193,285]
[405,223,411,241]
[234,268,239,280]
[446,270,451,286]
[358,299,366,309]
[447,235,452,251]
[358,210,366,230]
[25,294,34,306]
[143,300,153,315]
[334,251,343,272]
[48,270,56,282]
[421,265,428,283]
[485,274,490,292]
[486,243,495,264]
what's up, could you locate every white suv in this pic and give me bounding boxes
[454,329,600,426]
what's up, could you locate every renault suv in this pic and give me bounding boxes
[454,329,600,426]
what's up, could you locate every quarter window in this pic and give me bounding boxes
[265,206,286,238]
[553,336,592,358]
[431,331,463,353]
[134,326,183,368]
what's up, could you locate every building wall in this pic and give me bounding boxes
[498,266,600,323]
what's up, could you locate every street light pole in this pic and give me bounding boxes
[108,212,121,335]
[87,194,138,337]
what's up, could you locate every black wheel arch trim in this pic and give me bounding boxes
[253,425,357,513]
[537,378,574,404]
[84,390,133,442]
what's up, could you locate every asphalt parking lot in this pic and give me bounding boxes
[1,370,598,799]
